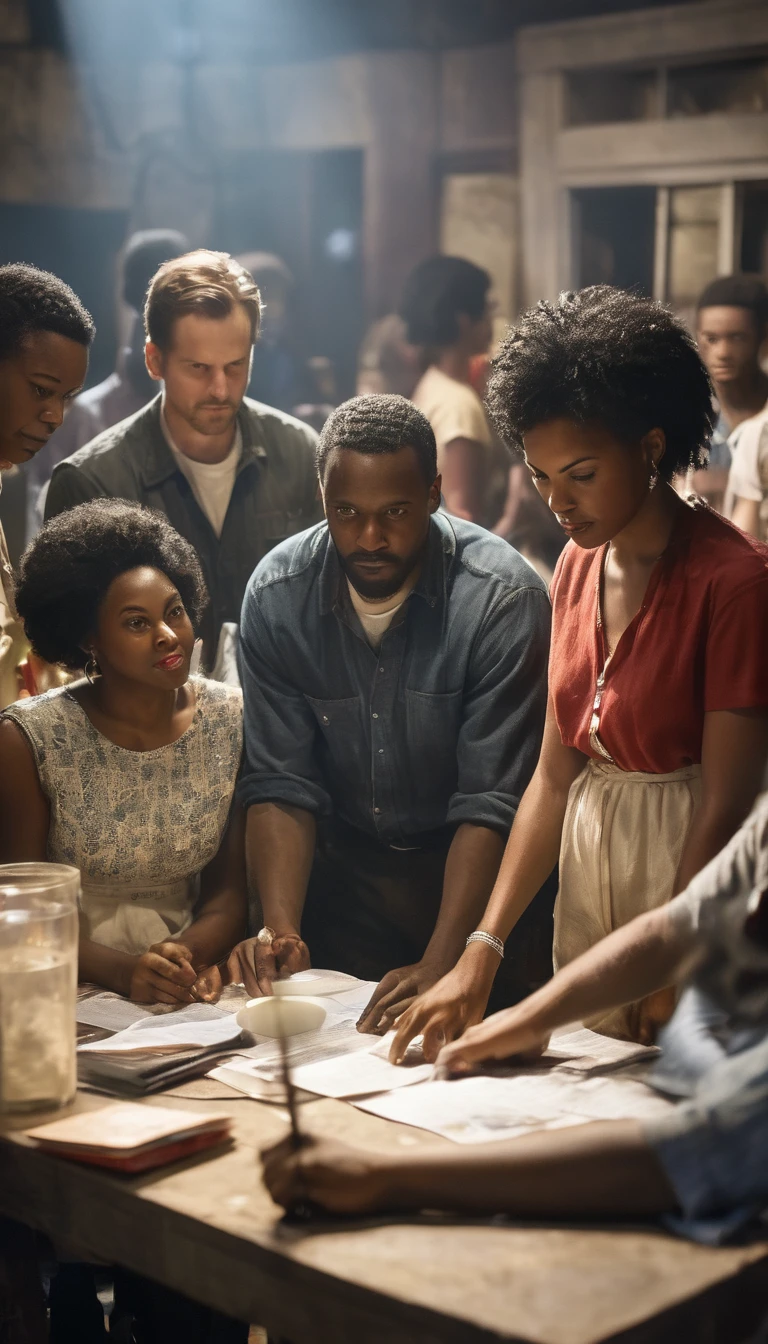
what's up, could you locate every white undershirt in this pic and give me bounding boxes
[346,573,417,650]
[161,409,242,538]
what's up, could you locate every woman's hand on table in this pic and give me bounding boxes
[387,945,497,1064]
[433,1006,551,1078]
[191,932,311,1001]
[261,1135,390,1215]
[129,941,197,1004]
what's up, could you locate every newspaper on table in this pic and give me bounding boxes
[77,1016,247,1097]
[76,985,249,1032]
[354,1028,669,1143]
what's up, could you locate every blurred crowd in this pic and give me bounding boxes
[4,235,767,600]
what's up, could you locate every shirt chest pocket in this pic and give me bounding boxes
[305,694,366,770]
[254,509,312,553]
[404,688,464,786]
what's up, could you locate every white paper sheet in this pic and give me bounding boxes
[207,1057,316,1103]
[292,1034,431,1098]
[273,969,367,997]
[355,1070,672,1144]
[76,986,247,1032]
[78,1016,244,1054]
[545,1027,659,1074]
[230,1019,374,1073]
[327,981,379,1015]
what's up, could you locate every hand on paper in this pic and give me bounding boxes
[261,1135,386,1215]
[433,1005,551,1078]
[193,932,311,1000]
[388,947,495,1064]
[129,941,197,1005]
[356,959,445,1036]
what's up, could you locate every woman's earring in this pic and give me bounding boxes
[84,652,100,686]
[649,464,659,492]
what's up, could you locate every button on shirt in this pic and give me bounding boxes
[237,512,551,843]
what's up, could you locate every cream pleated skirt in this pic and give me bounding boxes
[554,758,702,1040]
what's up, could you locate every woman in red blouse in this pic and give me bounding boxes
[392,285,768,1050]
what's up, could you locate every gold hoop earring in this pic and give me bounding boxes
[649,465,659,493]
[85,653,100,686]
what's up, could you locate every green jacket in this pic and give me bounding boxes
[45,394,321,666]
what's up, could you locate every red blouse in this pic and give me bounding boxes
[549,504,768,774]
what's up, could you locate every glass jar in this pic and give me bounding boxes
[0,865,80,1115]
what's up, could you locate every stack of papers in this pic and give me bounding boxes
[26,1101,231,1173]
[77,1016,246,1096]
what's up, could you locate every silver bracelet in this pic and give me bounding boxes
[466,930,504,959]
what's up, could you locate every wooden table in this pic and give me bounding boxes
[0,1086,766,1344]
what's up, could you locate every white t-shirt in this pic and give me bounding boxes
[725,403,768,533]
[411,365,494,471]
[346,574,417,650]
[161,410,241,539]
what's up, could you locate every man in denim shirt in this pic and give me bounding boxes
[232,394,553,1031]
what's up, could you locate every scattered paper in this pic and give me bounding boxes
[273,969,365,997]
[292,1034,431,1099]
[328,982,379,1016]
[76,988,246,1032]
[355,1070,672,1144]
[545,1027,659,1074]
[207,1058,316,1104]
[231,1019,373,1072]
[79,1016,244,1055]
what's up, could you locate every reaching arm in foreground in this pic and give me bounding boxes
[430,900,694,1076]
[261,1123,676,1219]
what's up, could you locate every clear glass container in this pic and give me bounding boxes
[0,865,80,1115]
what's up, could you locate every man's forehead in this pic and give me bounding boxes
[697,305,757,332]
[325,444,423,484]
[167,308,252,358]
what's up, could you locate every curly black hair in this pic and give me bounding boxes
[15,499,208,670]
[316,393,437,485]
[486,286,716,479]
[400,256,490,348]
[0,263,95,362]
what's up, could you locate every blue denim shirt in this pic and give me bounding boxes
[237,512,550,843]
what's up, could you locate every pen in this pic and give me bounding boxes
[275,996,316,1222]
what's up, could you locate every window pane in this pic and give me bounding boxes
[667,186,721,306]
[565,69,658,127]
[668,57,768,117]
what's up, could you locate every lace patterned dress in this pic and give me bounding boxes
[2,676,242,954]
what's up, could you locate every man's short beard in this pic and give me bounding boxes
[338,546,423,601]
[186,404,238,436]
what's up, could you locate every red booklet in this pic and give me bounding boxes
[26,1102,232,1174]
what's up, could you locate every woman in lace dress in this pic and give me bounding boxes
[0,498,246,1005]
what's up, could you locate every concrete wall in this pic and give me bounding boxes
[0,8,517,320]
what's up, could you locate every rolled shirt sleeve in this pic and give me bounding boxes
[237,583,331,816]
[447,585,551,833]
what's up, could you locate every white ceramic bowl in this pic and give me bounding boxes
[235,995,327,1037]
